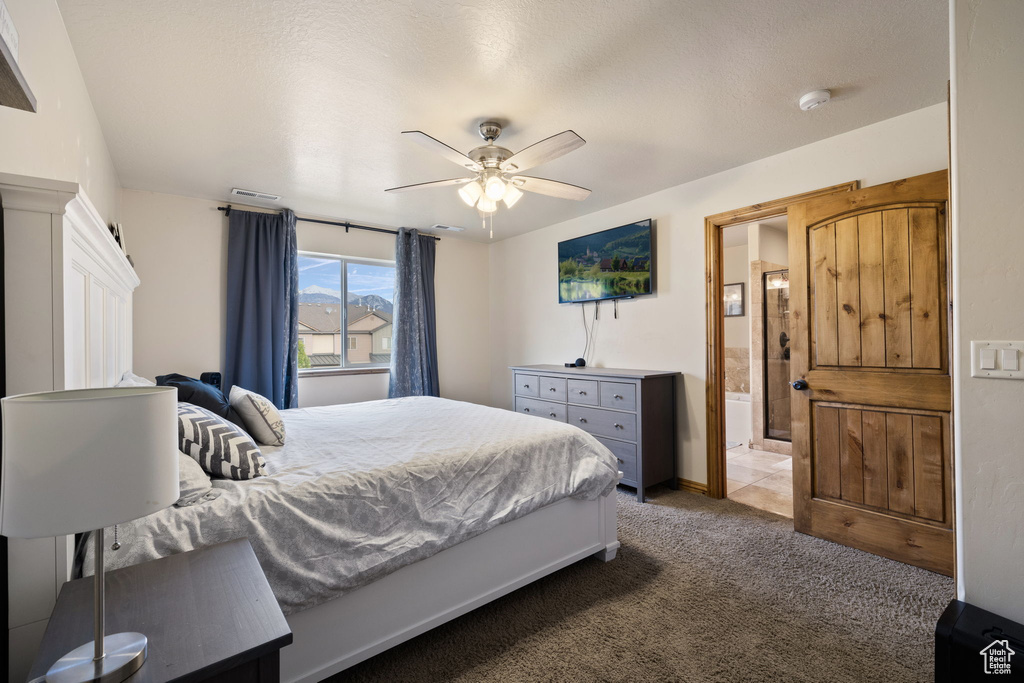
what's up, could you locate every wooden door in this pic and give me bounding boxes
[788,170,953,575]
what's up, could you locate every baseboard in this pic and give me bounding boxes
[678,478,707,495]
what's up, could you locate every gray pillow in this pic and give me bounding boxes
[176,453,222,507]
[229,386,286,446]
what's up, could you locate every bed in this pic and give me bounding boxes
[89,395,621,682]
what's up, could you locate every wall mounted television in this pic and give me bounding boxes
[558,219,653,304]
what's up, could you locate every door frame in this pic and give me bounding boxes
[704,182,859,499]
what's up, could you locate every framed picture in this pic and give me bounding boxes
[724,282,745,317]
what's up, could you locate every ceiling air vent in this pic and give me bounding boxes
[230,188,281,202]
[430,224,465,232]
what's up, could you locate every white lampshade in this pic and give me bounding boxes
[458,180,483,207]
[484,175,506,201]
[502,184,524,208]
[476,195,497,213]
[0,386,179,538]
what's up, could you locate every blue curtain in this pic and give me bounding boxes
[225,209,299,409]
[389,228,439,398]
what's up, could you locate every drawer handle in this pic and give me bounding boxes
[523,384,530,389]
[578,390,587,395]
[614,394,623,399]
[614,423,623,429]
[523,408,530,413]
[579,417,587,423]
[616,457,624,464]
[549,412,558,418]
[549,387,557,392]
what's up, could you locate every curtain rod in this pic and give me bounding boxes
[216,205,440,241]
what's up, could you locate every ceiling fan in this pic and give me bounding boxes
[385,121,591,214]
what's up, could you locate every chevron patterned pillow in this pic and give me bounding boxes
[177,402,266,480]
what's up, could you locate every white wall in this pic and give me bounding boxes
[122,190,491,407]
[951,0,1024,623]
[0,0,120,223]
[723,244,749,349]
[489,103,948,485]
[753,224,789,267]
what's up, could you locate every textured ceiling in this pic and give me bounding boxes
[57,0,948,242]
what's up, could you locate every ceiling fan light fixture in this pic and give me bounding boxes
[476,195,497,213]
[484,175,506,201]
[458,180,483,207]
[502,184,523,208]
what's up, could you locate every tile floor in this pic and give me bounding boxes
[726,445,793,518]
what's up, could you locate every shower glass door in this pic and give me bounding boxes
[763,270,791,441]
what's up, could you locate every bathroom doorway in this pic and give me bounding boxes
[721,217,794,517]
[703,181,859,501]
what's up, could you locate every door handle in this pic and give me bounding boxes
[790,379,808,391]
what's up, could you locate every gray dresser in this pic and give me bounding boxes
[510,365,679,503]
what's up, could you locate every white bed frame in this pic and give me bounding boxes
[281,485,619,683]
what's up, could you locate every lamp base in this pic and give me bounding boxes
[45,632,147,683]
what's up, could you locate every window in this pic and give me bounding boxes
[296,252,395,371]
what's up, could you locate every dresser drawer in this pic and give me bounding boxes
[569,405,637,441]
[515,397,566,422]
[567,379,599,405]
[596,436,637,483]
[600,381,637,411]
[539,376,567,402]
[515,373,540,397]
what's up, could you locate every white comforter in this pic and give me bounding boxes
[92,396,618,614]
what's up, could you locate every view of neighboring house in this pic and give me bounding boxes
[347,305,393,363]
[298,302,392,367]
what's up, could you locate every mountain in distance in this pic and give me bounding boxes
[558,221,650,262]
[299,285,342,303]
[349,293,393,315]
[299,285,393,314]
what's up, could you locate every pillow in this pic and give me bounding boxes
[158,373,244,427]
[116,371,155,387]
[229,386,286,446]
[177,402,266,480]
[175,452,223,507]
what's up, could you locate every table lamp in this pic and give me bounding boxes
[1,386,179,683]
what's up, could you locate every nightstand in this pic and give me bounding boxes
[28,539,292,682]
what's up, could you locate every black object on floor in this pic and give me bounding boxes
[936,599,1024,681]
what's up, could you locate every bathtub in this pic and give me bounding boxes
[725,391,752,447]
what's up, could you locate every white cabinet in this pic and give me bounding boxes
[1,173,138,680]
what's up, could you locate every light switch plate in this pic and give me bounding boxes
[971,340,1024,379]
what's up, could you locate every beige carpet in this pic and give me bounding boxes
[334,488,953,682]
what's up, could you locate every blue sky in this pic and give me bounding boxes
[298,256,394,301]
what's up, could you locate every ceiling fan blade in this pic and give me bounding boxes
[509,176,591,201]
[385,177,474,193]
[500,130,585,173]
[402,131,483,172]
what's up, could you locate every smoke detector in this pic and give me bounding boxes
[230,188,281,202]
[799,90,831,111]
